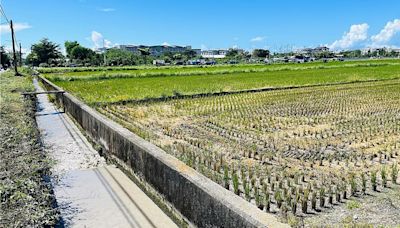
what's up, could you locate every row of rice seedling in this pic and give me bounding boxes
[98,79,400,219]
[51,64,400,104]
[44,59,400,82]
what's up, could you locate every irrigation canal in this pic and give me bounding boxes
[33,78,177,228]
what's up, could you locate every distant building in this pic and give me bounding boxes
[192,49,202,56]
[299,46,330,56]
[362,47,400,55]
[95,47,108,53]
[201,50,228,58]
[116,44,195,57]
[153,59,166,66]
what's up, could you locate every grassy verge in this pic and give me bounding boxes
[0,70,57,226]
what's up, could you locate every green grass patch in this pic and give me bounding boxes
[50,62,400,104]
[346,200,361,210]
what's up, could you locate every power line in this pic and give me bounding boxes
[0,4,10,24]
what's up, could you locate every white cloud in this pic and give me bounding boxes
[162,42,170,46]
[98,8,116,12]
[0,22,31,34]
[371,19,400,45]
[250,36,265,42]
[91,31,112,48]
[104,39,112,47]
[232,45,238,49]
[200,44,207,50]
[2,46,29,57]
[3,46,12,52]
[329,23,369,50]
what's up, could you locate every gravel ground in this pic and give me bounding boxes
[304,184,400,227]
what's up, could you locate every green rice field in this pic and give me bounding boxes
[46,59,400,104]
[44,58,400,225]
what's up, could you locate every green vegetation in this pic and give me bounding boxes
[26,38,63,67]
[47,60,400,104]
[1,46,11,68]
[98,79,400,218]
[40,59,400,222]
[0,71,57,226]
[44,59,400,81]
[346,200,361,210]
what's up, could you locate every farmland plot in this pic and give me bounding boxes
[51,64,400,104]
[98,79,400,221]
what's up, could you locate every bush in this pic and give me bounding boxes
[39,63,49,67]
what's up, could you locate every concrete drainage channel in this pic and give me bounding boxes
[38,75,288,228]
[33,78,178,227]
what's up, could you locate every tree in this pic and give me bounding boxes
[70,45,95,61]
[173,53,182,60]
[138,48,150,56]
[106,48,137,66]
[161,51,173,59]
[26,38,63,66]
[252,49,270,58]
[65,41,80,58]
[226,49,239,58]
[0,46,11,68]
[183,49,197,59]
[138,48,151,64]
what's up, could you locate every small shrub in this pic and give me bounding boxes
[311,191,317,210]
[223,165,229,189]
[346,200,361,210]
[275,190,283,208]
[264,191,270,212]
[255,186,263,210]
[371,170,378,191]
[361,173,367,195]
[233,173,239,195]
[381,167,387,188]
[302,189,309,213]
[319,187,325,208]
[350,174,357,196]
[392,163,398,184]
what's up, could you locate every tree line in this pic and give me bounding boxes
[1,38,399,68]
[11,38,271,67]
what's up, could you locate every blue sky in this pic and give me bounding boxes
[1,0,399,54]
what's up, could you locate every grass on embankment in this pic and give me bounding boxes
[52,63,400,104]
[0,70,57,226]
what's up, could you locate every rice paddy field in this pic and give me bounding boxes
[43,59,400,104]
[45,59,400,226]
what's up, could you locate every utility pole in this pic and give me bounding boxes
[19,43,22,67]
[103,39,107,66]
[10,20,21,76]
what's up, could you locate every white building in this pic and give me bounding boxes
[116,44,197,57]
[201,50,228,58]
[298,46,330,56]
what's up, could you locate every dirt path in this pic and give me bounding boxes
[34,78,177,228]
